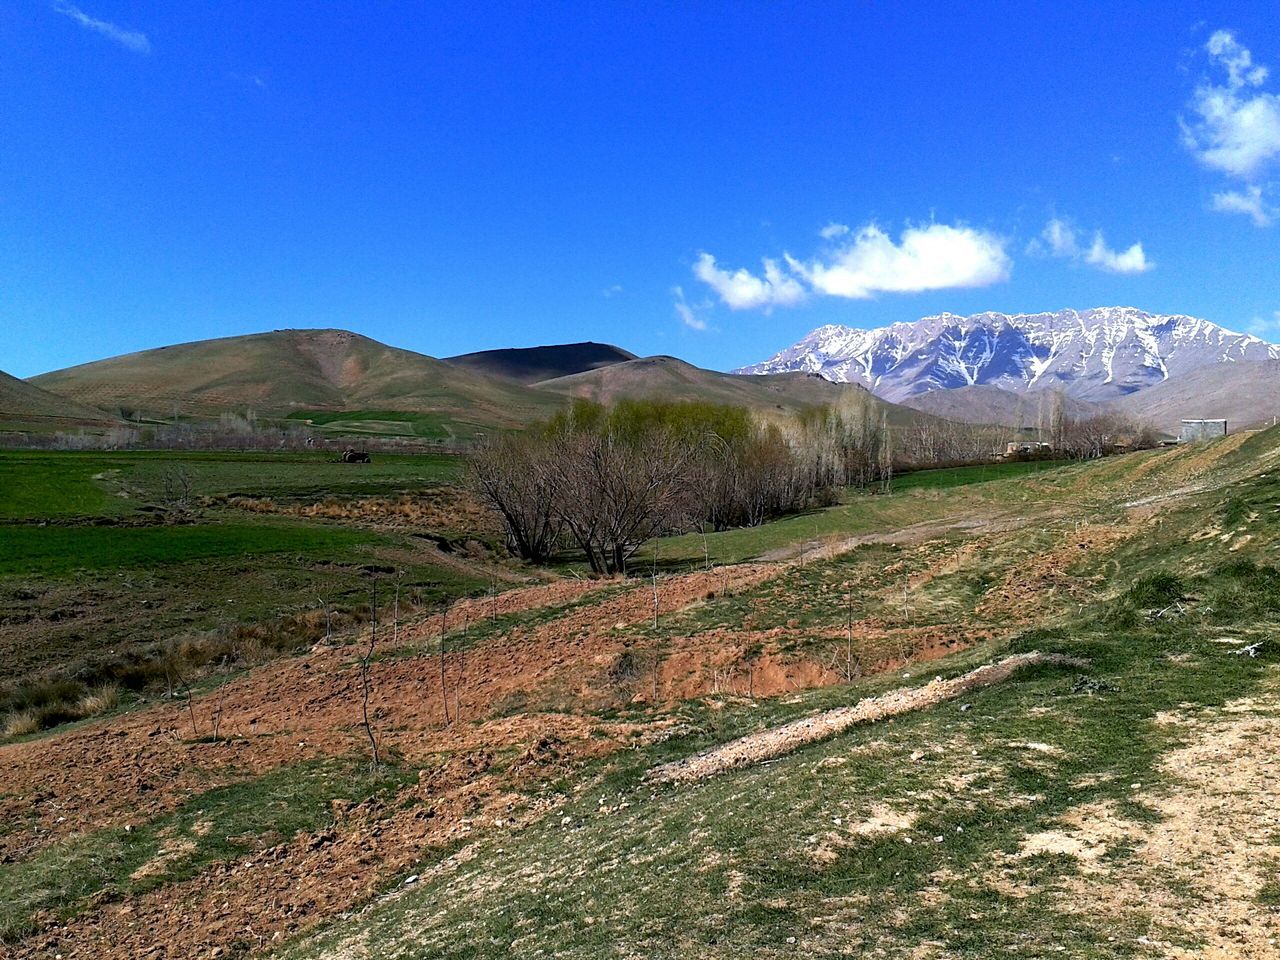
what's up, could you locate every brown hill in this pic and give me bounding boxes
[0,369,117,427]
[1114,359,1280,433]
[533,356,928,426]
[899,385,1103,427]
[31,329,563,430]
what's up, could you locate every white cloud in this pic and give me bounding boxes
[1084,234,1152,274]
[55,3,150,54]
[1183,30,1280,181]
[694,222,1011,310]
[601,284,623,298]
[791,223,1011,299]
[1035,218,1152,274]
[1211,185,1276,226]
[692,253,806,311]
[1041,218,1079,258]
[672,286,708,331]
[1207,29,1268,89]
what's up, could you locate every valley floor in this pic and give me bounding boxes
[3,431,1280,958]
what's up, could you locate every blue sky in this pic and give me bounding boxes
[1,1,1278,377]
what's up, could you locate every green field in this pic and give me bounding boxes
[0,447,484,698]
[0,449,462,521]
[0,522,375,577]
[286,409,461,440]
[891,458,1069,491]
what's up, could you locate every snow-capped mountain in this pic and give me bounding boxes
[734,307,1280,402]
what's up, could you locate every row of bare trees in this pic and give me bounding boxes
[470,398,897,574]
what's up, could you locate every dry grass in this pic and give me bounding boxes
[3,710,40,739]
[74,683,120,719]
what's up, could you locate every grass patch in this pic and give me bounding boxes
[891,458,1071,492]
[0,522,376,577]
[0,449,463,522]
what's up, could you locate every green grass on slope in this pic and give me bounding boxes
[279,433,1280,959]
[652,459,1080,567]
[891,458,1071,491]
[285,409,458,440]
[282,559,1280,960]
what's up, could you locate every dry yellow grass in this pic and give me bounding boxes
[3,710,40,738]
[74,683,120,719]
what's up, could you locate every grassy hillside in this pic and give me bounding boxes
[30,329,563,433]
[276,428,1280,960]
[445,341,636,384]
[0,369,116,428]
[5,430,1280,957]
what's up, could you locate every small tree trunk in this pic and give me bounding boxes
[360,585,381,769]
[439,606,451,726]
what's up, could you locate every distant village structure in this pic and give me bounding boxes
[1180,419,1228,442]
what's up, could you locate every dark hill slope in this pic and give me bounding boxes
[446,342,635,385]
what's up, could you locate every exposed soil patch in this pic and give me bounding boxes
[993,677,1280,958]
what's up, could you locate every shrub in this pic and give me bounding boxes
[1124,573,1187,609]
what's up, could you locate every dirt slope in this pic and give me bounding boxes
[0,368,116,425]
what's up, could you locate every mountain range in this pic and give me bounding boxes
[6,307,1279,438]
[735,307,1280,406]
[6,331,919,438]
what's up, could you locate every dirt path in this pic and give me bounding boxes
[647,652,1084,784]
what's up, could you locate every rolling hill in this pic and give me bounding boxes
[0,369,117,428]
[31,329,563,434]
[533,355,928,426]
[899,384,1103,427]
[445,342,636,384]
[1114,358,1280,433]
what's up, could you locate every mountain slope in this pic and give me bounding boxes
[1114,357,1280,433]
[534,355,927,426]
[31,329,562,428]
[0,369,116,426]
[736,307,1280,402]
[898,385,1103,426]
[445,342,636,385]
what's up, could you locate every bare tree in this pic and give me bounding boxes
[469,434,562,563]
[360,585,381,768]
